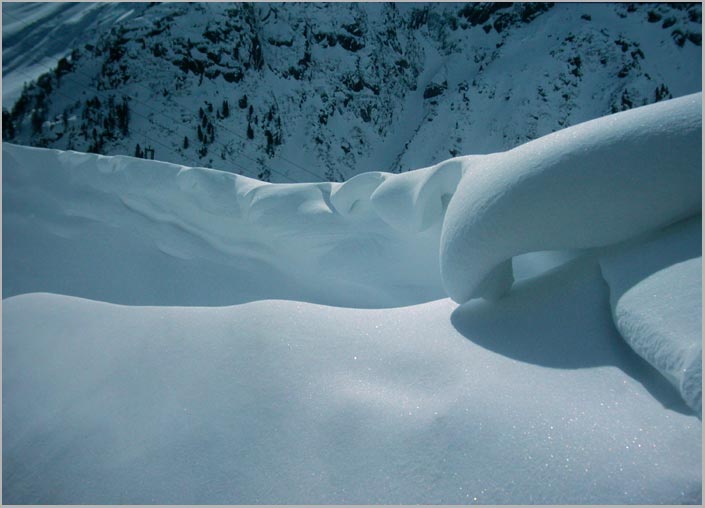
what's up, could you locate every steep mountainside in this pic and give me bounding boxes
[1,2,139,105]
[2,2,701,182]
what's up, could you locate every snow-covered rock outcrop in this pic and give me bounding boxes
[440,92,701,302]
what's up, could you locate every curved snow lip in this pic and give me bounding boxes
[368,156,469,233]
[599,216,702,416]
[440,92,702,304]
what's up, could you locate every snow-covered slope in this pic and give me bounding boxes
[3,95,701,503]
[4,286,700,505]
[2,2,701,181]
[1,2,141,105]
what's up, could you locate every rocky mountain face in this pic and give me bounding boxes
[2,2,701,182]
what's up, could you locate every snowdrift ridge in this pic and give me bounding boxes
[3,93,702,414]
[440,92,702,303]
[3,93,702,504]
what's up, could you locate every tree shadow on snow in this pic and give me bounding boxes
[450,256,693,416]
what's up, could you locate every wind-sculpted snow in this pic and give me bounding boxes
[600,217,702,416]
[5,95,700,308]
[440,93,702,303]
[368,157,467,233]
[2,94,703,504]
[3,143,461,307]
[3,289,701,504]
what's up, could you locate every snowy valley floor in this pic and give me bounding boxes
[2,95,702,504]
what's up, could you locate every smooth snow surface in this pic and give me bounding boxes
[4,287,700,504]
[600,217,702,415]
[3,93,702,504]
[440,93,702,303]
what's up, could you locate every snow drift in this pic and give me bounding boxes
[600,216,702,415]
[3,289,701,504]
[3,94,702,504]
[3,143,460,308]
[440,92,702,303]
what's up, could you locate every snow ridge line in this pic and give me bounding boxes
[3,142,466,307]
[3,142,468,239]
[3,93,701,301]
